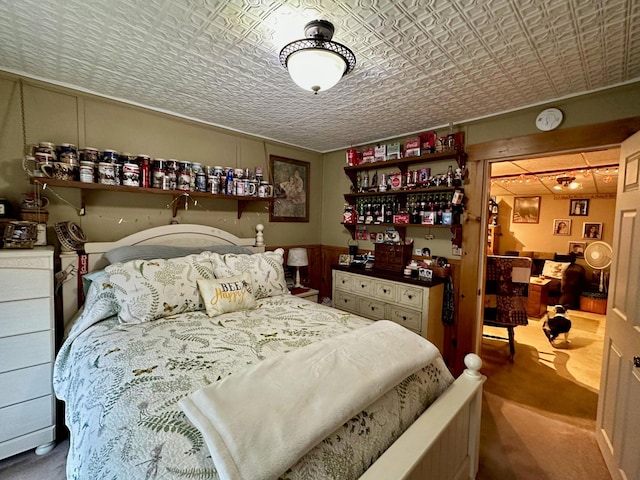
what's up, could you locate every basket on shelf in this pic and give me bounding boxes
[428,265,451,278]
[20,209,49,223]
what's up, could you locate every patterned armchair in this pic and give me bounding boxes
[483,255,533,361]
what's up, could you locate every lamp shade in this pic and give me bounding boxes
[287,248,308,267]
[280,20,356,94]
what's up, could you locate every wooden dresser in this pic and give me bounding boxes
[332,266,445,351]
[0,247,56,459]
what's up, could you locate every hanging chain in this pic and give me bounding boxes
[19,78,28,156]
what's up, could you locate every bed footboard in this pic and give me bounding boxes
[359,354,485,480]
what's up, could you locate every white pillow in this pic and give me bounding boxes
[105,252,214,323]
[208,248,289,299]
[197,273,257,317]
[542,260,571,279]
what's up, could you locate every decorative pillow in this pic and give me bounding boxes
[105,252,215,323]
[542,260,571,279]
[105,244,253,264]
[208,248,288,299]
[197,273,257,317]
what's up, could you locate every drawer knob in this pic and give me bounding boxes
[383,288,388,293]
[361,284,365,288]
[402,316,407,321]
[371,306,375,311]
[407,294,413,299]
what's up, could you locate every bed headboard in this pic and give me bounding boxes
[59,223,265,329]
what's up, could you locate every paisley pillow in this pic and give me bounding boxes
[105,252,214,323]
[208,248,288,299]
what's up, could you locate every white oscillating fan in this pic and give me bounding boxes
[583,241,613,292]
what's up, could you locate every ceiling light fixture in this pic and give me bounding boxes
[553,175,580,191]
[279,19,356,94]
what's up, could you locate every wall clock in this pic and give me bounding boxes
[536,107,563,131]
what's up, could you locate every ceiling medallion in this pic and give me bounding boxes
[279,20,356,94]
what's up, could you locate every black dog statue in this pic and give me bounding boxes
[543,305,572,344]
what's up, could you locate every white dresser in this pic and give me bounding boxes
[332,267,445,351]
[0,247,56,459]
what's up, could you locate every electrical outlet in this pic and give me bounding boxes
[414,248,422,255]
[424,234,434,240]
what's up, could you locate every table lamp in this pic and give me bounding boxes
[287,247,308,288]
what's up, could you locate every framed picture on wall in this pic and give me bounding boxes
[583,222,603,239]
[270,155,310,222]
[568,241,586,258]
[569,199,589,216]
[512,196,540,224]
[553,219,571,235]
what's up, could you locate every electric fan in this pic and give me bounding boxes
[583,241,613,292]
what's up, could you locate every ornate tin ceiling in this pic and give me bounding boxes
[0,0,638,152]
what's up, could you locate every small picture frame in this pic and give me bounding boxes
[513,196,540,224]
[553,219,571,236]
[569,199,589,216]
[338,254,351,266]
[568,241,586,258]
[583,222,603,239]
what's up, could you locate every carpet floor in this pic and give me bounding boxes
[0,311,612,479]
[478,310,611,479]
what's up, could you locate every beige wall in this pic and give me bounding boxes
[2,71,639,253]
[321,82,640,259]
[0,73,322,245]
[495,194,616,278]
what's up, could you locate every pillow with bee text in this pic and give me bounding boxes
[105,252,214,323]
[197,273,257,317]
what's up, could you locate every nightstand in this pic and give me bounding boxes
[290,288,319,303]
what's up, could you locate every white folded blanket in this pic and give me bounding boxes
[179,320,439,480]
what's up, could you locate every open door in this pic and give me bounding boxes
[595,130,640,479]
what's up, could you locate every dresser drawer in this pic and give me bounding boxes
[374,280,396,302]
[333,271,353,291]
[0,298,53,337]
[0,269,52,303]
[358,298,386,320]
[388,306,422,332]
[0,364,52,408]
[0,331,53,373]
[397,285,423,309]
[0,395,54,443]
[353,276,375,295]
[333,290,358,313]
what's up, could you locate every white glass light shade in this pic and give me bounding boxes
[287,247,309,267]
[286,49,347,93]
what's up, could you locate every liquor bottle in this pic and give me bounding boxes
[446,165,454,187]
[362,171,369,191]
[436,193,443,225]
[419,195,427,224]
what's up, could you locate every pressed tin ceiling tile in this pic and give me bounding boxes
[0,0,638,152]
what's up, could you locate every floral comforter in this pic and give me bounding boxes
[54,292,453,480]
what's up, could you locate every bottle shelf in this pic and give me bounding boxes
[344,149,466,174]
[30,177,271,218]
[344,185,460,201]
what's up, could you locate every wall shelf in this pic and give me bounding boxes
[30,178,271,218]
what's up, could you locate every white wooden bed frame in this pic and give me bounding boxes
[59,223,485,480]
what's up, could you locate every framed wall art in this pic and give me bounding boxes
[512,196,540,224]
[568,241,586,258]
[569,199,589,216]
[583,222,602,239]
[553,219,571,235]
[269,155,310,222]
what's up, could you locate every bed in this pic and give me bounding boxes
[55,223,485,480]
